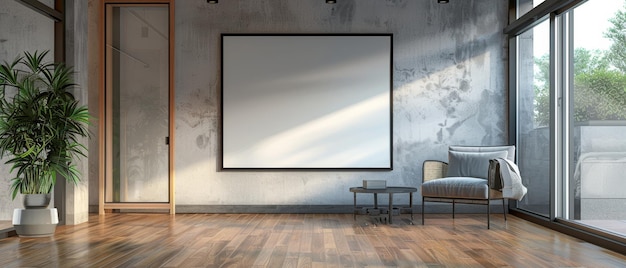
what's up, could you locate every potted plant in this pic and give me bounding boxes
[0,51,89,236]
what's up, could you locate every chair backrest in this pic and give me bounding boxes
[446,145,516,179]
[449,145,515,161]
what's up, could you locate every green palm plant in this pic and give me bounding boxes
[0,51,90,200]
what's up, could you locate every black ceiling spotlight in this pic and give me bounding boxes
[438,0,449,3]
[207,0,218,4]
[326,0,336,4]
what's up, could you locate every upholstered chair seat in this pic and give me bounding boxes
[421,145,515,229]
[422,177,504,200]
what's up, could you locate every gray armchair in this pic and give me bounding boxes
[421,145,515,229]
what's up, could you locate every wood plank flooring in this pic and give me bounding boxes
[0,213,624,267]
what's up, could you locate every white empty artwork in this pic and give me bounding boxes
[221,34,392,169]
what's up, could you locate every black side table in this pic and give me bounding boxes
[349,186,417,224]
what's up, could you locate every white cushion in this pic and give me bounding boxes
[449,145,515,161]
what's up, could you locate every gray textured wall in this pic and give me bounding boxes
[1,0,511,216]
[165,0,509,210]
[62,0,90,225]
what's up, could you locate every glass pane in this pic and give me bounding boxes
[516,19,550,217]
[105,5,169,203]
[569,0,626,238]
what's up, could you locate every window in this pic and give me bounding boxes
[515,19,551,217]
[510,0,626,247]
[567,0,626,238]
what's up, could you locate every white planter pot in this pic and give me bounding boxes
[12,208,58,237]
[12,194,57,237]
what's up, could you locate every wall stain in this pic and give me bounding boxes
[394,66,417,85]
[196,134,211,149]
[477,89,506,143]
[179,87,215,129]
[330,0,356,25]
[446,115,472,138]
[384,0,408,8]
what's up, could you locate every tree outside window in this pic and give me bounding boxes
[533,3,626,125]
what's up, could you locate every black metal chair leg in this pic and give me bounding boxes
[487,200,491,229]
[452,200,455,219]
[502,198,507,221]
[421,197,425,225]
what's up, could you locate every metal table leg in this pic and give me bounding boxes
[409,192,414,222]
[388,193,394,224]
[373,193,378,209]
[353,192,357,220]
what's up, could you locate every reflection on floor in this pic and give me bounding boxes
[577,220,626,238]
[515,206,626,239]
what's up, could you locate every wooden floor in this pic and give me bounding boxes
[0,213,625,267]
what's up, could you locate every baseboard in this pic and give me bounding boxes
[175,205,354,214]
[177,204,506,214]
[88,204,507,214]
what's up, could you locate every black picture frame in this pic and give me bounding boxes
[221,34,393,170]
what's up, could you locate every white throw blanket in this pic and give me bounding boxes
[489,158,528,201]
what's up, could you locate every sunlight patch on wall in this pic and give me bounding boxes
[224,93,390,168]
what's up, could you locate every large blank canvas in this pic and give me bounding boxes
[221,34,392,169]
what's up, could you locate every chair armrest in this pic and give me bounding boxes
[423,160,448,182]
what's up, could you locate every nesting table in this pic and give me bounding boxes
[349,186,417,224]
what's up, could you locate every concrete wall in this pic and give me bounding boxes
[2,0,510,217]
[0,0,54,60]
[156,0,509,212]
[62,0,90,225]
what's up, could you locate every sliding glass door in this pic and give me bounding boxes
[512,0,626,241]
[567,0,626,238]
[101,1,174,213]
[515,19,551,217]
